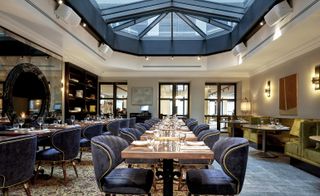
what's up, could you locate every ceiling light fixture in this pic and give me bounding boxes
[145,56,149,61]
[260,21,264,26]
[82,22,87,27]
[58,0,63,4]
[197,56,201,61]
[171,56,174,60]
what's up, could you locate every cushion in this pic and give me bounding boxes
[36,148,62,161]
[101,168,153,194]
[285,141,300,156]
[186,169,236,195]
[303,148,320,165]
[290,119,303,137]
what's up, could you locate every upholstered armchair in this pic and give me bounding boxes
[192,124,209,136]
[300,122,320,167]
[106,120,121,136]
[36,127,81,184]
[135,123,147,134]
[129,117,136,128]
[186,137,249,195]
[79,123,103,161]
[91,135,154,195]
[0,135,37,196]
[119,119,130,128]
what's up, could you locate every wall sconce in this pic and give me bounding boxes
[265,80,271,97]
[240,97,251,114]
[312,65,320,90]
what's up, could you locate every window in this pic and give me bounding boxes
[99,82,127,118]
[204,83,236,130]
[159,83,189,118]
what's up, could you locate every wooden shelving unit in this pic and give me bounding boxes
[65,63,98,120]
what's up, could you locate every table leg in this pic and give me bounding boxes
[163,159,173,196]
[258,130,277,158]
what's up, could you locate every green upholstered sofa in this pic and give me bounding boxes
[285,121,320,168]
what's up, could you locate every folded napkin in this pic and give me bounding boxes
[186,141,205,146]
[180,145,210,150]
[132,141,149,146]
[145,130,154,134]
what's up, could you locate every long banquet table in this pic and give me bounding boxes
[122,134,213,196]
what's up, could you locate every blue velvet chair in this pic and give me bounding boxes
[0,135,37,196]
[185,118,197,125]
[120,128,143,143]
[119,118,130,128]
[192,124,210,136]
[186,137,249,195]
[106,120,121,136]
[135,123,147,134]
[79,123,103,161]
[36,127,81,184]
[186,120,198,131]
[91,135,154,195]
[129,117,136,128]
[178,129,220,190]
[139,122,152,130]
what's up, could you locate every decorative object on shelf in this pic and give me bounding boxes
[312,65,320,90]
[131,87,153,105]
[240,97,251,114]
[76,90,83,98]
[265,80,271,97]
[279,74,297,115]
[89,105,96,113]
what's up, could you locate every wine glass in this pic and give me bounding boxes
[179,133,187,146]
[275,118,280,125]
[18,118,24,128]
[70,115,75,125]
[147,136,155,149]
[57,116,62,124]
[37,117,44,129]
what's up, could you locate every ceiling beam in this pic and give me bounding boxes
[138,13,168,39]
[190,15,233,31]
[176,12,207,39]
[112,15,157,31]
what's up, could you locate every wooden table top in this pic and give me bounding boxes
[0,135,35,142]
[309,136,320,142]
[122,141,213,160]
[242,124,290,131]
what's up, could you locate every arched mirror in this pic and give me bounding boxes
[3,63,50,123]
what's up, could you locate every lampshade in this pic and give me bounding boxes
[240,98,251,112]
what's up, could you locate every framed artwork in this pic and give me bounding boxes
[131,87,153,105]
[279,74,297,115]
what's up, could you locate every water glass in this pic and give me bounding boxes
[70,115,75,125]
[18,118,24,128]
[37,117,44,129]
[147,136,155,149]
[179,133,187,145]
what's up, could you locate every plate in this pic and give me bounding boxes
[186,141,205,146]
[132,141,149,146]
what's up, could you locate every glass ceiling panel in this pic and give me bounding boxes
[120,16,158,36]
[142,13,171,40]
[186,15,225,36]
[109,20,131,28]
[94,0,143,9]
[173,13,202,40]
[201,0,254,9]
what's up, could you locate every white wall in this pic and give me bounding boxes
[249,47,320,118]
[99,76,250,123]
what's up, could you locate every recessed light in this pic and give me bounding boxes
[197,56,201,61]
[82,22,87,27]
[171,56,174,60]
[260,21,264,26]
[58,0,63,4]
[145,56,149,61]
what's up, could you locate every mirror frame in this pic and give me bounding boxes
[3,63,51,123]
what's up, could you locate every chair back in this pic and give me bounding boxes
[119,119,130,128]
[197,129,220,149]
[82,123,103,140]
[0,135,37,188]
[51,127,81,160]
[129,117,136,128]
[91,135,128,190]
[193,124,209,136]
[187,120,198,131]
[120,128,141,144]
[135,123,147,133]
[141,122,152,130]
[213,137,249,194]
[107,120,121,136]
[185,118,197,125]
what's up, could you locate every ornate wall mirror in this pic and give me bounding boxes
[3,63,50,122]
[0,26,63,123]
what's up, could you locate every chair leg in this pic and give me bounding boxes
[23,182,31,196]
[79,150,83,162]
[51,162,55,177]
[62,161,67,184]
[72,160,79,178]
[34,161,42,183]
[2,188,9,196]
[178,166,184,191]
[151,165,157,191]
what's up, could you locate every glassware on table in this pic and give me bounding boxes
[18,118,24,128]
[147,136,155,149]
[57,116,62,124]
[275,118,280,125]
[70,115,75,125]
[270,117,274,125]
[179,133,187,146]
[37,117,44,129]
[13,123,19,129]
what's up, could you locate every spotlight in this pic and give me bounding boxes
[82,22,87,27]
[58,0,63,4]
[171,56,174,60]
[145,56,149,61]
[260,21,264,26]
[197,56,201,61]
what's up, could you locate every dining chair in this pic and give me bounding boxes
[35,127,81,184]
[192,124,210,136]
[79,123,103,161]
[178,129,220,190]
[186,120,198,131]
[120,128,143,143]
[185,118,197,125]
[186,137,249,195]
[106,120,121,136]
[140,122,153,130]
[0,135,37,196]
[129,117,136,128]
[91,135,154,195]
[119,118,130,128]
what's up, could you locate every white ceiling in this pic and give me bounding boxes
[0,0,320,78]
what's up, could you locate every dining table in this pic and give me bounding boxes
[122,133,213,196]
[226,119,249,137]
[242,124,290,158]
